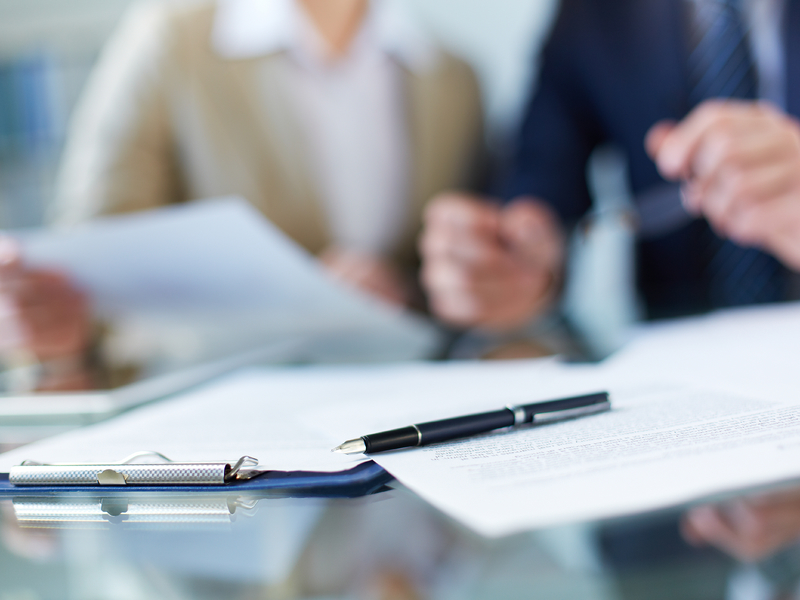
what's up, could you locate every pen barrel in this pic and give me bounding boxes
[358,391,611,454]
[417,409,515,445]
[363,427,421,453]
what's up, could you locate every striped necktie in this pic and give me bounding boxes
[687,0,786,307]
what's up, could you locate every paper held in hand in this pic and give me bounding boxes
[12,197,442,368]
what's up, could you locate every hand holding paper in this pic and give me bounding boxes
[0,236,92,391]
[320,246,411,308]
[11,198,441,372]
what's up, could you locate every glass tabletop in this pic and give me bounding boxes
[0,483,743,600]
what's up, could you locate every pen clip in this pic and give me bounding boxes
[532,401,611,425]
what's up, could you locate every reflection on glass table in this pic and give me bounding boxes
[0,483,770,600]
[12,495,257,528]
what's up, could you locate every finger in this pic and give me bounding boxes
[721,190,800,249]
[680,182,704,215]
[684,505,757,561]
[422,260,508,325]
[19,306,90,360]
[719,500,799,561]
[739,492,800,535]
[747,488,800,507]
[354,272,407,306]
[645,120,677,160]
[18,296,86,335]
[422,199,560,330]
[423,257,553,331]
[423,258,540,304]
[321,248,409,306]
[421,260,473,299]
[424,280,482,326]
[680,512,707,546]
[699,161,800,240]
[320,248,380,285]
[688,120,799,214]
[0,236,22,268]
[4,270,89,354]
[12,272,84,313]
[500,198,564,270]
[420,225,510,273]
[692,124,793,185]
[669,104,800,236]
[15,282,87,325]
[655,100,752,180]
[428,288,529,330]
[0,236,23,290]
[687,501,796,563]
[422,229,554,294]
[741,194,800,270]
[326,255,369,282]
[0,296,28,351]
[347,262,402,302]
[424,193,502,238]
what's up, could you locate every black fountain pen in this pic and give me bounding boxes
[332,391,611,455]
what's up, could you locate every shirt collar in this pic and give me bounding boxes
[211,0,438,72]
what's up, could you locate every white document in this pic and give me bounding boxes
[605,302,800,404]
[0,368,368,473]
[350,386,800,536]
[0,359,573,474]
[0,339,307,450]
[13,197,441,365]
[299,367,800,535]
[4,304,800,537]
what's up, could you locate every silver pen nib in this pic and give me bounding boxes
[331,438,367,455]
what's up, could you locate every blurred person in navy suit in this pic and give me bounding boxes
[421,0,800,328]
[0,0,483,390]
[419,0,800,570]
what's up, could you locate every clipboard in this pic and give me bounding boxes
[0,453,392,499]
[0,339,308,426]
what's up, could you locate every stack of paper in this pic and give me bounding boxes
[2,304,800,537]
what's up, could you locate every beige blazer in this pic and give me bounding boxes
[52,0,485,269]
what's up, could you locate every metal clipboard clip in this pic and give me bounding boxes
[9,451,262,487]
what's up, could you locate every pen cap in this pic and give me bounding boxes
[523,392,609,422]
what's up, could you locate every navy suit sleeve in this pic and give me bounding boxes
[498,0,605,226]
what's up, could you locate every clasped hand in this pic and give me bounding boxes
[419,193,564,331]
[419,100,800,332]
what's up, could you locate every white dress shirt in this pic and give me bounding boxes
[745,0,786,107]
[213,0,437,255]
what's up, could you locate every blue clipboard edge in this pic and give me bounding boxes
[0,461,393,499]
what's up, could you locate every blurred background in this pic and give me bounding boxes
[0,0,558,229]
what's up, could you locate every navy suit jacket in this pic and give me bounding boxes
[501,0,800,318]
